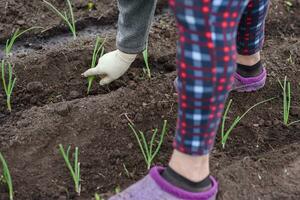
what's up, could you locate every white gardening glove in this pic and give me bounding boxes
[82,50,137,85]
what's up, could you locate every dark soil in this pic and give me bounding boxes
[0,0,300,199]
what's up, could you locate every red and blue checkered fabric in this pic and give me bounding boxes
[169,0,269,155]
[237,0,269,55]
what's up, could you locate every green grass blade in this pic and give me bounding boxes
[138,130,150,163]
[9,78,17,98]
[100,47,105,57]
[59,145,76,188]
[8,62,13,92]
[221,99,233,139]
[15,26,44,38]
[222,117,240,148]
[66,146,71,158]
[1,61,17,112]
[221,97,275,148]
[149,128,158,157]
[0,153,13,200]
[7,96,12,112]
[5,39,10,55]
[66,0,76,37]
[128,123,148,167]
[87,37,106,94]
[239,97,276,120]
[151,120,167,163]
[95,193,103,200]
[7,78,16,112]
[287,82,291,124]
[143,47,151,78]
[283,76,288,124]
[278,78,284,90]
[5,31,19,55]
[1,60,8,95]
[5,27,43,56]
[74,147,80,193]
[43,0,76,39]
[43,0,68,21]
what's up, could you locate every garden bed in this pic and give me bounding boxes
[0,0,300,199]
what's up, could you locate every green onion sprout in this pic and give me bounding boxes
[5,27,43,56]
[87,37,106,94]
[278,76,300,126]
[221,97,276,148]
[128,120,167,170]
[142,47,151,79]
[43,0,76,39]
[59,144,81,195]
[0,152,13,200]
[1,60,17,112]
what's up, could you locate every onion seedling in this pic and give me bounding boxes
[128,120,167,170]
[278,76,300,126]
[221,97,276,148]
[1,60,17,112]
[142,47,151,78]
[59,144,81,195]
[5,27,43,57]
[95,193,103,200]
[87,37,106,94]
[115,186,121,194]
[0,152,13,200]
[43,0,76,39]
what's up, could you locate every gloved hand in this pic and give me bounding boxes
[82,49,137,85]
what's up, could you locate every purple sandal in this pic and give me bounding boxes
[232,67,267,92]
[109,166,218,200]
[173,68,266,93]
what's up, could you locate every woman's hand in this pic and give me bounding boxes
[82,50,137,85]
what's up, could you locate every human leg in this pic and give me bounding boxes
[116,0,157,54]
[234,0,270,91]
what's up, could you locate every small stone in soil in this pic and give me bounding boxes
[273,119,281,126]
[30,96,38,104]
[135,113,143,122]
[69,90,80,99]
[16,20,25,25]
[258,119,265,126]
[26,81,43,93]
[128,143,133,149]
[54,103,70,116]
[265,120,272,126]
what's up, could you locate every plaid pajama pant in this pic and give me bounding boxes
[170,0,269,155]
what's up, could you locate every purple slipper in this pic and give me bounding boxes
[109,166,218,200]
[173,68,266,93]
[232,68,267,92]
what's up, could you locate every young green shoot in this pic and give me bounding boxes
[221,97,276,148]
[59,144,81,195]
[5,27,43,56]
[142,47,151,79]
[115,186,121,194]
[95,193,103,200]
[43,0,76,39]
[1,60,17,112]
[278,76,300,126]
[0,152,13,200]
[87,37,106,94]
[128,120,167,170]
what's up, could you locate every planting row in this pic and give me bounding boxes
[1,74,299,198]
[0,117,168,199]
